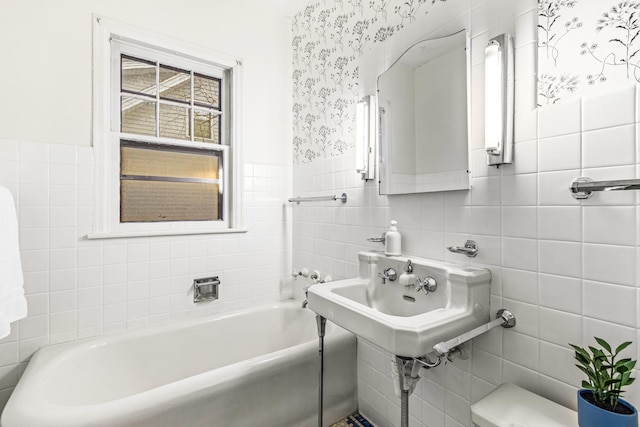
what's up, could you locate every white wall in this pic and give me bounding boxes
[292,0,640,426]
[0,0,293,412]
[0,0,292,165]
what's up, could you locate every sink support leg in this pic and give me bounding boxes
[395,356,419,427]
[400,387,409,427]
[316,315,327,427]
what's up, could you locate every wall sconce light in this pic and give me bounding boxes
[484,33,514,167]
[356,95,377,180]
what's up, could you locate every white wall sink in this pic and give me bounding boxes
[307,251,491,357]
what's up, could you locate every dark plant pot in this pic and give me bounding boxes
[578,389,638,427]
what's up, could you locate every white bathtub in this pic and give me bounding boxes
[1,300,357,427]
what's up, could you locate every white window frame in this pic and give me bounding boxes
[90,16,245,239]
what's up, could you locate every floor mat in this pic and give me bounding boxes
[329,412,374,427]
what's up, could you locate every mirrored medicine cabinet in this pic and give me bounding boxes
[374,29,470,195]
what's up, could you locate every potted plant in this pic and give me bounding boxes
[570,337,638,427]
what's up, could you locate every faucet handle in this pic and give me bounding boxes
[415,276,437,294]
[377,267,397,284]
[293,268,310,278]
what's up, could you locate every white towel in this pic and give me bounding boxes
[0,186,27,340]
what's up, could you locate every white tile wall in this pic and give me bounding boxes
[0,141,292,411]
[292,0,640,426]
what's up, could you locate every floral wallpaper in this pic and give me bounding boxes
[292,0,640,161]
[538,0,640,105]
[292,0,449,164]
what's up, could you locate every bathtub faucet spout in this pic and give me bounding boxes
[301,273,332,308]
[302,285,312,308]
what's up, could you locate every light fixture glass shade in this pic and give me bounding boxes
[484,33,513,166]
[484,42,502,155]
[356,95,376,180]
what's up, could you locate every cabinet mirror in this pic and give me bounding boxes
[377,30,470,195]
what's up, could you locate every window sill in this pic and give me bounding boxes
[86,227,248,240]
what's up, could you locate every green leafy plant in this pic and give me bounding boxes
[570,337,636,412]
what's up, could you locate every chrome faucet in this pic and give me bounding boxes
[301,271,332,308]
[415,276,437,294]
[302,284,312,308]
[377,267,397,284]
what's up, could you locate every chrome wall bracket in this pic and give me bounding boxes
[496,308,516,328]
[447,240,478,257]
[570,177,594,199]
[367,232,386,244]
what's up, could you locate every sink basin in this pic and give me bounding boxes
[307,251,491,357]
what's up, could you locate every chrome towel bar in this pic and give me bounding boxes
[571,177,640,199]
[432,309,516,356]
[288,193,347,204]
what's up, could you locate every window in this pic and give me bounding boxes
[91,16,244,238]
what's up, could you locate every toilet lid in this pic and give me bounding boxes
[471,384,578,427]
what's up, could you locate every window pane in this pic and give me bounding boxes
[121,144,220,180]
[194,74,220,108]
[121,56,156,96]
[159,65,190,103]
[159,103,190,140]
[121,97,156,136]
[193,111,220,144]
[121,180,220,222]
[120,143,222,223]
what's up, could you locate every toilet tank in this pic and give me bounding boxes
[471,383,578,427]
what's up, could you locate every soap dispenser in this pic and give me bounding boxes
[384,220,401,256]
